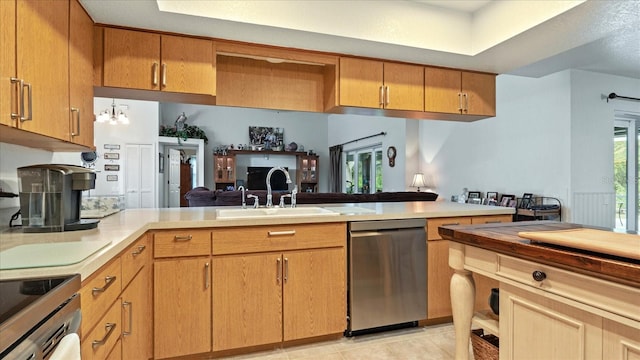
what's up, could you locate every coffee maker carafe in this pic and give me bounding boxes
[18,164,98,232]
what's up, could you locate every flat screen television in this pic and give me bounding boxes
[246,167,289,191]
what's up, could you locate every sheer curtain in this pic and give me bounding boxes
[329,145,343,192]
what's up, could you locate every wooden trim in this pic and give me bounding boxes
[325,105,491,122]
[216,42,338,66]
[0,124,95,152]
[93,86,216,105]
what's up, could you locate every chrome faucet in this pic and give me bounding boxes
[237,186,246,208]
[246,194,259,208]
[265,166,292,207]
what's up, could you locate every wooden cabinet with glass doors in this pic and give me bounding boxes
[214,153,236,190]
[296,154,319,192]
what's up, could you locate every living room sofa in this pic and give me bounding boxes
[184,187,438,207]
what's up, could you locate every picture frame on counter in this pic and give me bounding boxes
[500,194,515,206]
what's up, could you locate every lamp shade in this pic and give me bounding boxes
[411,173,427,191]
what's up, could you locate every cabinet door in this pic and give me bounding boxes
[0,0,16,127]
[383,62,423,111]
[121,266,152,360]
[16,0,70,140]
[424,67,461,114]
[161,35,215,95]
[603,318,640,360]
[103,28,160,90]
[339,57,383,108]
[69,0,94,148]
[427,240,454,319]
[154,258,211,359]
[500,284,602,360]
[212,253,283,351]
[462,71,495,116]
[283,247,346,341]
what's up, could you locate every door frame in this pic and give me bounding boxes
[614,112,639,232]
[157,136,204,208]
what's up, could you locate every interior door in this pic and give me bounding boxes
[168,148,181,208]
[614,114,639,232]
[125,143,155,209]
[125,144,141,208]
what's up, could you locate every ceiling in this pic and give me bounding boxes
[80,0,640,79]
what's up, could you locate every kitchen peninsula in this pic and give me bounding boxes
[439,222,640,360]
[0,201,513,359]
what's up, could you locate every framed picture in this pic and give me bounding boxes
[104,164,119,171]
[467,191,481,199]
[248,126,284,148]
[468,198,482,204]
[486,192,498,201]
[520,193,534,209]
[103,152,120,160]
[500,194,515,206]
[106,175,118,182]
[104,144,120,150]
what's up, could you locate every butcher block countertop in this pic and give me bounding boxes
[439,221,640,287]
[0,201,513,281]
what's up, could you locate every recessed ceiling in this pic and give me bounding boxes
[81,0,640,79]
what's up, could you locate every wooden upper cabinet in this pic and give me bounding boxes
[16,0,70,140]
[161,35,215,95]
[0,0,16,127]
[103,28,160,90]
[102,28,215,95]
[69,0,94,148]
[462,71,496,116]
[425,67,495,116]
[339,57,423,111]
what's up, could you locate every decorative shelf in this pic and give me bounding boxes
[225,150,309,156]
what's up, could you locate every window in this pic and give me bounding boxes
[344,145,383,193]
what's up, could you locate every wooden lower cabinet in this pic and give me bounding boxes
[81,300,121,360]
[154,257,211,359]
[500,283,603,360]
[121,266,152,360]
[603,319,640,360]
[213,247,346,351]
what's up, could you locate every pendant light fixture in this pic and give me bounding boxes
[96,99,129,125]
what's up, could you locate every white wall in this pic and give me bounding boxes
[327,114,410,192]
[160,103,330,191]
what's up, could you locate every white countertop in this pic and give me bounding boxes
[0,201,513,281]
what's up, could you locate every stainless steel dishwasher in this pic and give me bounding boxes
[347,219,427,335]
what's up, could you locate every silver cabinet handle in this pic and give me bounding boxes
[10,78,22,119]
[267,230,296,236]
[92,276,116,296]
[174,235,192,241]
[385,85,390,106]
[379,85,384,107]
[276,258,282,284]
[442,222,460,226]
[457,92,462,112]
[161,63,167,87]
[204,262,210,289]
[485,220,503,224]
[152,62,159,86]
[463,93,468,113]
[131,245,146,256]
[122,301,133,336]
[284,258,289,283]
[70,107,80,136]
[92,323,116,348]
[21,82,32,121]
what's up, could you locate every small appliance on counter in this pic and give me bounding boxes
[18,164,99,233]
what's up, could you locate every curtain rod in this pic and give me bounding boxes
[607,93,640,102]
[338,131,387,147]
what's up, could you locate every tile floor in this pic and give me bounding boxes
[216,323,471,360]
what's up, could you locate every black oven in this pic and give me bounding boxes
[0,274,81,359]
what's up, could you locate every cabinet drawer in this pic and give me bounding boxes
[154,229,211,258]
[213,223,346,255]
[496,254,640,322]
[121,234,151,288]
[81,257,122,337]
[81,300,121,360]
[427,217,472,240]
[471,215,512,224]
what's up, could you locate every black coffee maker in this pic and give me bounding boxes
[18,164,99,232]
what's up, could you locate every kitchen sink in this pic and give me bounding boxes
[215,206,340,219]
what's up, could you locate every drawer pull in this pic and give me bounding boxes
[131,245,146,256]
[485,221,503,224]
[92,276,116,295]
[442,223,460,226]
[123,301,133,336]
[174,235,193,241]
[268,230,296,236]
[532,270,547,282]
[92,323,116,348]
